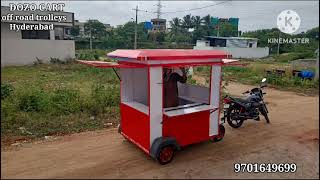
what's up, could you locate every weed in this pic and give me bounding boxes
[50,57,64,64]
[1,83,14,100]
[33,57,44,65]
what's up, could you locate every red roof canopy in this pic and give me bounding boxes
[107,49,231,61]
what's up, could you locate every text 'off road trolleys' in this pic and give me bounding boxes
[78,49,240,165]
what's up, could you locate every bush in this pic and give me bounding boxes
[19,93,42,112]
[75,49,108,60]
[266,74,319,89]
[84,84,120,115]
[273,52,314,63]
[47,89,82,115]
[65,57,76,64]
[50,57,64,64]
[1,83,14,100]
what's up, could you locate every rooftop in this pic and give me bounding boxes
[151,18,166,22]
[205,36,258,41]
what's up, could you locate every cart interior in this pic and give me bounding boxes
[119,66,213,118]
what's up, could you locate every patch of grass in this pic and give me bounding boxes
[75,49,110,60]
[271,52,315,63]
[1,63,120,139]
[193,61,319,94]
[1,82,14,100]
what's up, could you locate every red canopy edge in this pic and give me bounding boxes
[107,49,231,61]
[76,60,144,68]
[77,59,246,68]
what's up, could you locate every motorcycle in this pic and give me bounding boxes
[221,78,270,128]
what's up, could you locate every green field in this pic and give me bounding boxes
[1,63,120,143]
[1,57,318,143]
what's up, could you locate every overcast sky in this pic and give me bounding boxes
[1,1,319,33]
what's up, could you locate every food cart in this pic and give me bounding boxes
[78,49,238,165]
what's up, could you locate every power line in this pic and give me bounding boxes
[135,0,230,15]
[161,1,230,14]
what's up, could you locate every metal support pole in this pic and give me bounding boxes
[89,19,92,51]
[315,49,319,81]
[277,30,281,55]
[134,5,138,49]
[112,68,121,81]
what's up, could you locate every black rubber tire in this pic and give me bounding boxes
[156,145,175,165]
[264,114,270,123]
[226,107,244,128]
[213,124,225,142]
[259,106,270,123]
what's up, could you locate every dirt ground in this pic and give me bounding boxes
[1,82,319,179]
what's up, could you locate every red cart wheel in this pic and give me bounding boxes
[157,145,175,165]
[212,124,225,142]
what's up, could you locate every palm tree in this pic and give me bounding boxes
[170,17,181,28]
[201,15,212,36]
[169,17,182,39]
[191,16,201,29]
[201,15,211,27]
[182,14,193,29]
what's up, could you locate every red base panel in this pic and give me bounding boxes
[162,110,210,147]
[120,103,150,152]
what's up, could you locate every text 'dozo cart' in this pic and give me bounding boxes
[78,49,239,164]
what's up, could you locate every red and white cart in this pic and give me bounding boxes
[78,49,238,165]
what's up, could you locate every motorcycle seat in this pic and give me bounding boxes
[233,97,251,104]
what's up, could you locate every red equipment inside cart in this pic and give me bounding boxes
[77,49,239,164]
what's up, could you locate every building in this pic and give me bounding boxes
[104,23,112,31]
[194,36,269,58]
[1,6,75,66]
[151,18,166,32]
[74,20,85,37]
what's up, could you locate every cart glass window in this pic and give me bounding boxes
[119,67,149,114]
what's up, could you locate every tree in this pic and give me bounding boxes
[167,17,183,42]
[218,22,238,37]
[191,16,201,29]
[170,17,182,33]
[201,15,213,36]
[182,14,193,29]
[84,20,106,40]
[241,27,319,55]
[70,25,80,37]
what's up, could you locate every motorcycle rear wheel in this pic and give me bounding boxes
[227,107,244,128]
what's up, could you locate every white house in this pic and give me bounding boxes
[194,36,269,59]
[1,6,75,66]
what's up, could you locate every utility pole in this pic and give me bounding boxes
[89,19,92,51]
[315,48,319,81]
[133,5,138,49]
[155,0,162,19]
